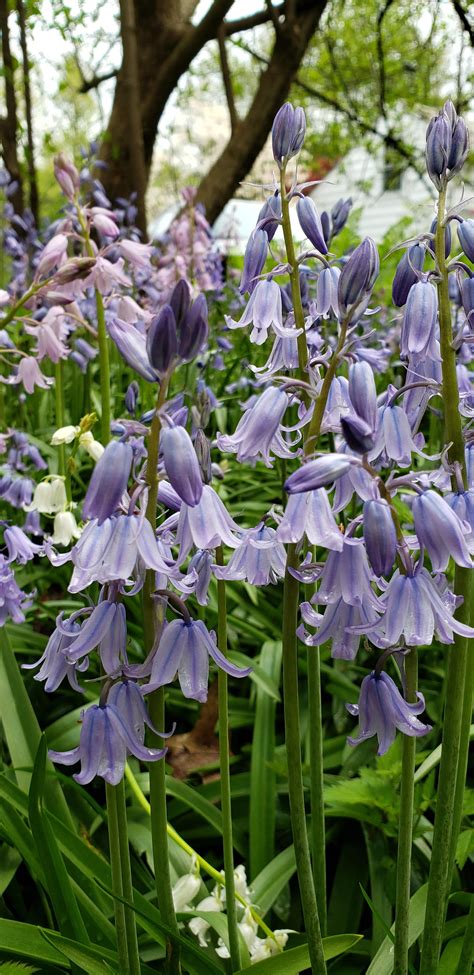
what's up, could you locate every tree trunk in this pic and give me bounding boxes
[0,0,24,214]
[194,5,328,224]
[117,0,148,234]
[100,0,235,201]
[16,0,39,224]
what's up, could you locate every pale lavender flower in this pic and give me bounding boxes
[4,525,43,564]
[1,357,54,395]
[401,280,438,359]
[363,499,397,577]
[175,485,243,563]
[392,243,426,308]
[272,103,306,168]
[317,537,382,611]
[285,454,354,493]
[226,279,293,346]
[218,387,293,467]
[352,565,474,647]
[36,233,69,277]
[141,618,251,702]
[347,671,431,755]
[213,524,286,586]
[296,196,328,254]
[118,238,154,268]
[48,701,167,785]
[161,425,203,507]
[59,600,127,675]
[240,229,268,294]
[24,616,86,692]
[108,319,156,380]
[412,490,473,570]
[298,598,380,660]
[277,488,343,550]
[0,554,30,625]
[82,440,133,524]
[315,267,340,318]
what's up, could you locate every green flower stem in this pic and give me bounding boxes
[115,778,142,975]
[279,164,328,969]
[0,277,53,330]
[282,543,327,975]
[280,167,308,383]
[420,185,473,975]
[215,545,241,972]
[75,204,111,445]
[105,781,130,974]
[54,359,71,502]
[143,378,181,975]
[307,643,327,936]
[393,649,418,975]
[124,764,277,942]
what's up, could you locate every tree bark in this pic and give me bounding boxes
[195,4,328,224]
[16,0,39,224]
[0,0,24,214]
[117,0,148,234]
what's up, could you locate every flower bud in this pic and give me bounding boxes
[146,305,178,377]
[82,440,133,524]
[240,229,268,294]
[448,116,469,177]
[338,237,379,320]
[340,415,376,454]
[125,381,139,415]
[272,103,306,168]
[428,218,451,259]
[401,279,438,355]
[54,153,80,200]
[296,196,328,254]
[461,277,474,326]
[285,454,353,494]
[160,426,203,507]
[426,101,469,189]
[392,243,426,307]
[257,191,281,241]
[348,361,377,430]
[178,294,208,362]
[194,428,212,484]
[37,234,69,277]
[79,431,104,461]
[331,197,353,237]
[458,219,474,263]
[321,210,331,246]
[169,278,191,327]
[90,207,119,240]
[54,257,96,284]
[29,477,67,514]
[363,499,397,577]
[51,510,82,546]
[51,425,80,446]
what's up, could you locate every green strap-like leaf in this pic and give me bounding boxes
[366,884,428,974]
[235,934,363,974]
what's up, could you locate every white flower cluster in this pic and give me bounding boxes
[172,862,291,963]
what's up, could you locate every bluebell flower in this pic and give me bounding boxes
[272,103,306,168]
[363,499,397,577]
[82,440,133,525]
[256,191,281,240]
[392,243,426,307]
[147,305,179,377]
[401,279,438,359]
[161,425,203,507]
[108,319,157,381]
[347,671,431,755]
[296,196,328,254]
[0,554,30,625]
[446,488,474,535]
[240,229,268,295]
[351,565,474,647]
[218,387,294,467]
[285,454,354,494]
[59,600,128,676]
[4,525,43,564]
[175,485,243,563]
[298,598,380,660]
[412,490,473,571]
[213,524,286,586]
[226,279,293,346]
[277,487,343,550]
[48,700,168,785]
[24,615,86,692]
[337,237,379,322]
[458,219,474,263]
[315,266,340,319]
[317,537,382,611]
[141,618,251,703]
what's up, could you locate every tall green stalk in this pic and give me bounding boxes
[75,203,111,445]
[394,650,418,975]
[115,778,142,975]
[54,359,71,501]
[105,782,129,974]
[420,186,473,975]
[279,166,328,971]
[143,378,181,975]
[216,546,241,972]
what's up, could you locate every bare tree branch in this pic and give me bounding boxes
[223,0,314,35]
[217,25,238,132]
[451,0,474,46]
[79,68,119,93]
